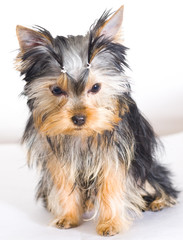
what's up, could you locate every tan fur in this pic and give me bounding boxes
[57,73,68,90]
[27,71,123,137]
[139,181,177,211]
[89,46,106,64]
[139,180,156,197]
[84,199,95,212]
[96,6,124,40]
[96,162,131,236]
[149,189,177,211]
[47,158,83,228]
[16,25,52,51]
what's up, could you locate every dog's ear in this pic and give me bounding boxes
[98,5,124,40]
[16,25,52,52]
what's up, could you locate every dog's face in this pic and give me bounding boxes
[16,6,129,137]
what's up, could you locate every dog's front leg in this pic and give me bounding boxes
[46,159,83,229]
[96,163,130,236]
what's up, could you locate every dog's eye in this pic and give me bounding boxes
[89,83,101,94]
[50,86,67,96]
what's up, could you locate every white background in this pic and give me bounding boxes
[0,1,183,240]
[0,0,183,143]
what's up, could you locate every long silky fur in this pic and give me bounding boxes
[16,8,179,234]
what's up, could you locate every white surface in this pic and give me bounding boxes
[0,132,183,240]
[0,0,183,143]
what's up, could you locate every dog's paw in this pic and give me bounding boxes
[149,200,165,212]
[54,215,79,229]
[96,221,121,236]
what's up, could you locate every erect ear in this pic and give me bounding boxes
[16,25,52,52]
[98,5,124,40]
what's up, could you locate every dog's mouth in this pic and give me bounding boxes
[74,128,82,131]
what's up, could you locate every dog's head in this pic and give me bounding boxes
[16,6,130,137]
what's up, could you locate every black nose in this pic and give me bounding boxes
[71,115,86,126]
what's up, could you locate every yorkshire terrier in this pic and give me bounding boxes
[16,6,178,236]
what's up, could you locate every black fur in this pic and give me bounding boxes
[123,96,179,200]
